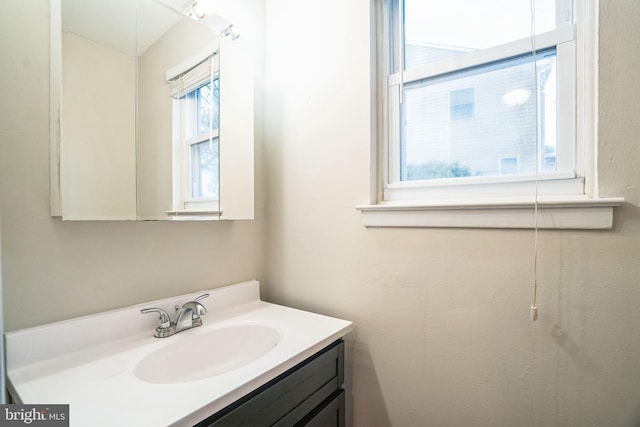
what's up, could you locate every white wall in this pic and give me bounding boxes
[264,0,640,426]
[61,32,137,219]
[0,0,265,330]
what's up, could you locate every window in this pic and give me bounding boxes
[167,53,220,214]
[500,157,519,175]
[449,88,475,121]
[357,1,623,229]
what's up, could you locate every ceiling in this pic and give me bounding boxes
[62,0,185,55]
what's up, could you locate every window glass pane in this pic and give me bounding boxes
[196,78,220,135]
[400,49,557,181]
[500,157,519,174]
[191,139,219,199]
[403,0,568,69]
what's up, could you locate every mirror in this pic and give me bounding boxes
[50,0,258,221]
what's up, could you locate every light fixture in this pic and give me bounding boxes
[185,1,240,40]
[502,88,531,107]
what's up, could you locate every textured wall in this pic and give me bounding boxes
[264,1,640,425]
[0,0,266,330]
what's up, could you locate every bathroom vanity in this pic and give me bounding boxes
[5,281,353,426]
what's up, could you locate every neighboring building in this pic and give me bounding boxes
[401,42,557,181]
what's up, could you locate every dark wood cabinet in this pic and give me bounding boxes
[195,340,346,427]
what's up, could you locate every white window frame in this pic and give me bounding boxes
[357,0,623,229]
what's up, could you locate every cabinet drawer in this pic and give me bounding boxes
[296,389,345,427]
[197,340,344,427]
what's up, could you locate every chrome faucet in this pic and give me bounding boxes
[175,294,208,332]
[141,293,209,338]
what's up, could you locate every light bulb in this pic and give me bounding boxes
[187,0,217,20]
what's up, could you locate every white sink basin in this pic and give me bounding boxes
[133,324,280,384]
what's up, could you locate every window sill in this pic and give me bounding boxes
[164,210,221,221]
[356,196,624,229]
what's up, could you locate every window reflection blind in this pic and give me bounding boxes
[167,53,218,99]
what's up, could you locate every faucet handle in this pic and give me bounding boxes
[182,300,207,317]
[191,293,209,316]
[195,293,210,303]
[141,308,171,327]
[141,308,176,338]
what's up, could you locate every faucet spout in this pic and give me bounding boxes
[175,307,196,332]
[174,295,209,333]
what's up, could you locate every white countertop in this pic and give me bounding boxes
[5,280,353,426]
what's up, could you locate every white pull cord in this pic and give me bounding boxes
[530,0,539,322]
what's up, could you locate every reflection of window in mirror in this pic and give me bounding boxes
[167,52,220,214]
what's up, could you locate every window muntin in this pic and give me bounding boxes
[384,0,578,201]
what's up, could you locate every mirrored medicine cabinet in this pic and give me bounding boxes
[50,0,262,220]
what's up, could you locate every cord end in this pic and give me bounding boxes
[530,305,539,321]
